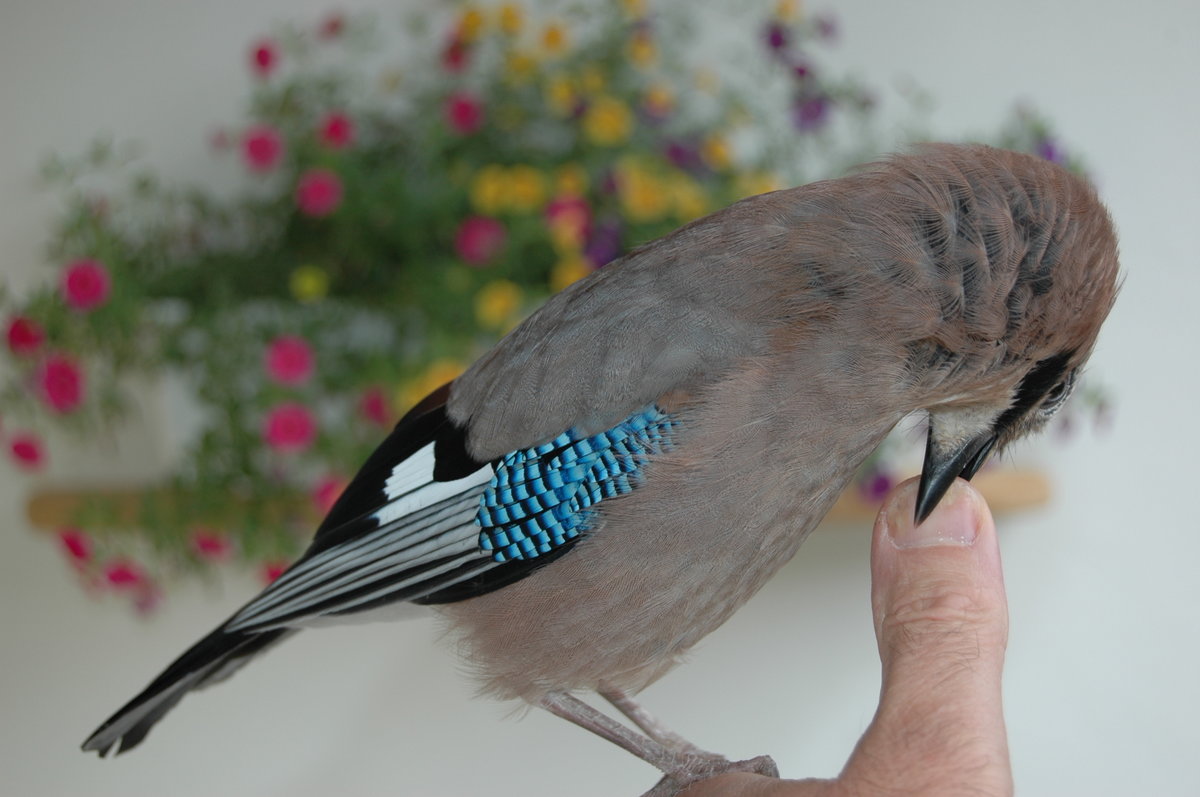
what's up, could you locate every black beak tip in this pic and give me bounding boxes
[914,429,998,524]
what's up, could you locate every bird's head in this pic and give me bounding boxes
[870,144,1122,522]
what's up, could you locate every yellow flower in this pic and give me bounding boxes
[542,21,569,56]
[397,359,465,412]
[289,264,330,303]
[643,82,674,117]
[379,69,403,93]
[505,50,538,85]
[474,279,523,329]
[671,173,709,222]
[775,0,802,22]
[498,3,524,35]
[694,67,719,94]
[583,95,633,146]
[550,254,593,292]
[580,66,606,95]
[621,0,647,18]
[736,171,783,198]
[507,165,546,212]
[700,135,733,171]
[470,165,509,215]
[628,31,656,68]
[555,163,589,196]
[544,74,576,116]
[458,7,485,42]
[617,159,670,222]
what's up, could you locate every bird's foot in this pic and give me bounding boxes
[639,753,779,797]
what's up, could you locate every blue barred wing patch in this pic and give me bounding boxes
[476,405,679,562]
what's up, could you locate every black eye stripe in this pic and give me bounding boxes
[995,351,1075,432]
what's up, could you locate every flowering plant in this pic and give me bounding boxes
[0,1,1104,612]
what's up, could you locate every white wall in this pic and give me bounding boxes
[2,1,1197,795]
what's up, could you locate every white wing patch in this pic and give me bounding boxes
[225,444,495,633]
[378,442,493,524]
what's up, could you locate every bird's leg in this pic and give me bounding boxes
[538,691,683,772]
[539,690,779,797]
[599,686,718,759]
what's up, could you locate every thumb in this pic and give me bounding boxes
[846,477,1012,794]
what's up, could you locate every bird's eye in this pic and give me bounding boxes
[1039,369,1077,416]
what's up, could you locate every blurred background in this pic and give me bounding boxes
[2,1,1197,795]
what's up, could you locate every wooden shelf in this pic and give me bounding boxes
[25,468,1050,532]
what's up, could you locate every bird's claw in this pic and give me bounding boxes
[639,753,779,797]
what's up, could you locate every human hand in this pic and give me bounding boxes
[682,477,1013,797]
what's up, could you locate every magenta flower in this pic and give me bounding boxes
[263,402,317,453]
[6,316,45,356]
[242,125,284,172]
[358,386,391,427]
[312,475,346,515]
[37,354,85,413]
[9,432,45,470]
[265,335,315,386]
[61,259,111,311]
[59,528,93,563]
[295,168,344,217]
[261,561,288,584]
[454,216,506,266]
[545,195,592,240]
[104,559,144,589]
[792,93,830,132]
[445,91,484,134]
[318,111,355,149]
[250,38,279,78]
[764,22,789,53]
[190,529,232,561]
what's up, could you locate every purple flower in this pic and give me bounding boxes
[584,219,623,268]
[858,470,893,503]
[1036,138,1065,164]
[664,140,703,172]
[814,14,838,41]
[792,92,831,132]
[764,22,789,53]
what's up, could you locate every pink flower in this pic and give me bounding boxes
[544,195,592,242]
[358,386,392,427]
[261,561,288,584]
[250,38,279,77]
[265,335,315,386]
[312,475,347,515]
[6,316,45,356]
[60,259,111,311]
[133,580,163,615]
[295,168,344,217]
[104,559,144,589]
[190,528,232,560]
[37,354,85,413]
[442,34,470,72]
[318,111,355,149]
[445,91,484,134]
[58,528,93,563]
[263,402,317,453]
[9,432,44,469]
[318,13,345,40]
[242,125,284,172]
[454,216,506,266]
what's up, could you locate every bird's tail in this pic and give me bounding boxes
[81,624,294,756]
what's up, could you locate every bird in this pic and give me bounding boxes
[82,143,1119,795]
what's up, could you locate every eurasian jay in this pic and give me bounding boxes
[82,143,1120,795]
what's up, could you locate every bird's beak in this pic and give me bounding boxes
[914,424,998,524]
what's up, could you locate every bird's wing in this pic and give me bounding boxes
[225,384,684,632]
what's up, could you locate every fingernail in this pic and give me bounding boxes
[886,479,980,549]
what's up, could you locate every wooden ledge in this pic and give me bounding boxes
[25,468,1050,532]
